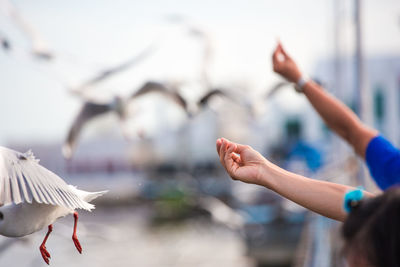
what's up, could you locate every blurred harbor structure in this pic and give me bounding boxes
[314,55,400,146]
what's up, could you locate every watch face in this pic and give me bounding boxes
[295,77,308,93]
[294,82,303,93]
[294,85,303,93]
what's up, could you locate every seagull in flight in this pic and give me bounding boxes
[165,14,214,88]
[264,78,324,99]
[194,88,235,113]
[0,0,53,60]
[70,43,158,94]
[0,32,11,51]
[63,81,189,159]
[190,87,255,119]
[251,78,325,118]
[0,146,107,264]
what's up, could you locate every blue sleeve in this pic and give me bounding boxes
[365,135,400,190]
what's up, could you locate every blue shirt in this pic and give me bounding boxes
[366,135,400,190]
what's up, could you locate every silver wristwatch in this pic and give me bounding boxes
[294,76,309,93]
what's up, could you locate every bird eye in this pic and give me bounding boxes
[0,212,3,220]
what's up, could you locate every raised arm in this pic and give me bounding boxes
[216,138,375,221]
[272,43,378,158]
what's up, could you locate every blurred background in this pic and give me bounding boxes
[0,0,400,266]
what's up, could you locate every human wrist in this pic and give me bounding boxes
[292,71,302,83]
[256,160,277,190]
[294,74,309,93]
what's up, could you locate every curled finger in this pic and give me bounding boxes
[219,138,227,168]
[216,138,222,156]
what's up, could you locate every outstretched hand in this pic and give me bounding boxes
[272,42,302,83]
[216,138,269,186]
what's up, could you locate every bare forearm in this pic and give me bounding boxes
[302,80,377,157]
[272,42,376,156]
[303,81,361,140]
[259,161,374,221]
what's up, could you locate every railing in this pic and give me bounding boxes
[293,154,366,267]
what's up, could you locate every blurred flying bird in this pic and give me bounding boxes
[165,16,257,118]
[195,88,236,113]
[1,38,10,50]
[0,146,107,264]
[164,15,259,119]
[265,81,290,99]
[192,87,255,119]
[198,196,245,231]
[165,14,214,88]
[252,78,325,118]
[197,88,228,108]
[248,81,291,119]
[63,81,189,159]
[264,78,324,99]
[71,43,158,94]
[131,81,188,111]
[0,32,10,51]
[0,0,53,59]
[62,97,124,159]
[187,25,213,88]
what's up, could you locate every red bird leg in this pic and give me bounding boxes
[72,212,82,254]
[39,225,53,265]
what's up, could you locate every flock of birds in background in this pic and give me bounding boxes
[0,1,303,264]
[0,0,299,161]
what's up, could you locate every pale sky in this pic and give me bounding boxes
[0,0,399,145]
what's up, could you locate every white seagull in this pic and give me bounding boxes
[70,43,158,94]
[63,81,189,159]
[0,0,53,60]
[0,146,107,264]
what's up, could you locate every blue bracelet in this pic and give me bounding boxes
[343,187,364,213]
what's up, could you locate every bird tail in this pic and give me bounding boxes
[83,190,108,203]
[68,185,108,210]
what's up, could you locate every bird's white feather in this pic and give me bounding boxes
[0,146,94,210]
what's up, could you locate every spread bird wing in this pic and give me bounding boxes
[265,81,289,99]
[187,26,213,88]
[130,81,188,113]
[197,88,256,117]
[0,147,94,210]
[197,88,233,108]
[2,0,53,59]
[75,43,157,91]
[63,102,112,159]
